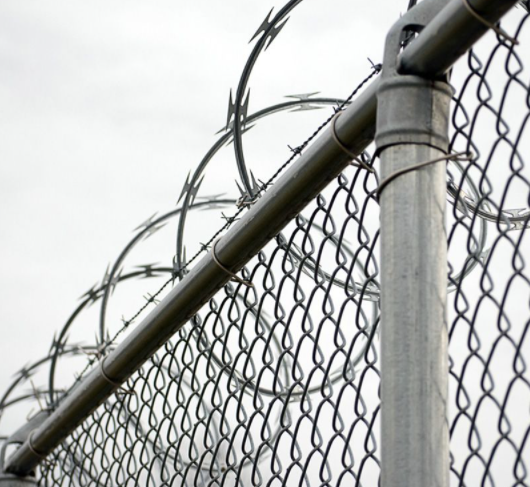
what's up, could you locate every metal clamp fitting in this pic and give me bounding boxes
[376,0,454,155]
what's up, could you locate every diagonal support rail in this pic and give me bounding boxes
[4,0,520,477]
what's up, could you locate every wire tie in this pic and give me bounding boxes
[99,357,135,395]
[211,239,254,288]
[331,112,375,173]
[28,430,47,460]
[377,150,473,199]
[462,0,519,45]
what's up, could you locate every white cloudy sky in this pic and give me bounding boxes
[0,0,406,432]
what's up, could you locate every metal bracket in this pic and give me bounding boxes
[376,0,453,154]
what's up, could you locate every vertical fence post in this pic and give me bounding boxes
[376,4,452,486]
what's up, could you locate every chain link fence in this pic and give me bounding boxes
[1,2,529,487]
[39,155,381,486]
[447,6,530,485]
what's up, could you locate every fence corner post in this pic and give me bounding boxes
[376,3,452,486]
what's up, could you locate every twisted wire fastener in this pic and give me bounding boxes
[28,430,47,459]
[212,239,254,287]
[99,357,135,395]
[331,112,375,173]
[377,150,473,199]
[462,0,519,45]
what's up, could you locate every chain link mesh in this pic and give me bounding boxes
[39,156,382,486]
[2,6,529,487]
[447,8,530,486]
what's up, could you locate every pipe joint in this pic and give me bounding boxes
[376,0,453,154]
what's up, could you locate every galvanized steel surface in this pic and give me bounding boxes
[377,4,453,482]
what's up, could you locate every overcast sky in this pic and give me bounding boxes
[0,0,407,433]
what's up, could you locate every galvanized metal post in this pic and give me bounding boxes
[376,3,452,486]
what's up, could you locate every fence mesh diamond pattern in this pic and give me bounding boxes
[2,6,530,487]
